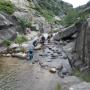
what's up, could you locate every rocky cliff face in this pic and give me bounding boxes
[10,0,73,32]
[73,19,90,69]
[0,12,21,46]
[54,18,90,70]
[10,0,29,10]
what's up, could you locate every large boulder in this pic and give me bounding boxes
[54,24,78,40]
[0,12,22,51]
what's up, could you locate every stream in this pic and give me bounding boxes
[0,37,72,90]
[0,33,89,90]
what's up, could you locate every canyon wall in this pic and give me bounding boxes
[73,19,90,69]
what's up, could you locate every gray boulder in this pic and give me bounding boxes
[54,24,78,40]
[0,12,22,51]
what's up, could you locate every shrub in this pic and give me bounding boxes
[61,9,79,27]
[33,6,54,23]
[15,35,27,47]
[3,40,12,47]
[17,17,31,30]
[72,69,90,82]
[0,0,15,14]
[3,40,12,53]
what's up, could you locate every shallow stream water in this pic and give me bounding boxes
[0,39,71,90]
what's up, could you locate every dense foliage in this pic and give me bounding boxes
[17,17,31,32]
[34,6,54,22]
[27,0,90,27]
[15,35,27,46]
[27,0,73,22]
[3,40,12,47]
[61,9,79,27]
[34,0,73,16]
[0,0,15,14]
[60,7,90,27]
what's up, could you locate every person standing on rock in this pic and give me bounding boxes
[47,35,51,43]
[47,34,53,43]
[27,44,34,60]
[40,35,45,51]
[27,48,33,60]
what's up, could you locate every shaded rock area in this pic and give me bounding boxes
[72,18,90,69]
[54,18,90,70]
[53,19,90,89]
[0,12,22,52]
[54,24,78,41]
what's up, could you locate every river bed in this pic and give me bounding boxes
[0,56,62,90]
[0,37,73,90]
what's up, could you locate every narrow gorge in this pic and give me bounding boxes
[0,0,90,90]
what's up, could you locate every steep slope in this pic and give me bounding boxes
[0,0,22,49]
[32,0,73,22]
[32,0,73,18]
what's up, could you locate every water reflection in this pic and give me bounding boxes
[0,57,21,90]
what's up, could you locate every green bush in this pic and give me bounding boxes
[3,40,12,47]
[15,35,27,46]
[61,8,90,27]
[0,0,15,14]
[42,10,54,22]
[61,9,79,27]
[34,6,54,22]
[17,17,31,30]
[3,40,12,53]
[72,69,90,82]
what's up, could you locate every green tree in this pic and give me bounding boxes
[15,35,27,48]
[62,9,78,27]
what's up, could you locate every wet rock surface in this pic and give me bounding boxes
[0,38,90,90]
[0,57,61,90]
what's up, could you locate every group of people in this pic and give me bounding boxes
[27,34,53,60]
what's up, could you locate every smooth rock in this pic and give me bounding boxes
[12,52,27,59]
[2,54,11,57]
[49,68,56,73]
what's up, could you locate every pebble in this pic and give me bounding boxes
[49,68,56,73]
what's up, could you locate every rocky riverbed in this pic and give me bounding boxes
[0,35,90,90]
